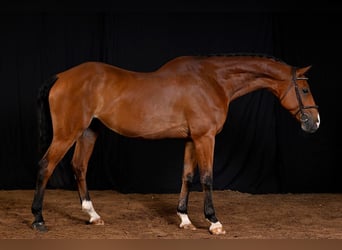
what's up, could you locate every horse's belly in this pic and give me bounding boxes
[97,114,189,139]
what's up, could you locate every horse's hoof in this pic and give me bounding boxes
[180,223,197,230]
[210,227,226,235]
[32,221,48,232]
[209,221,226,235]
[89,218,104,225]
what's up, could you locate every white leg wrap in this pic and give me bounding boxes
[82,200,101,223]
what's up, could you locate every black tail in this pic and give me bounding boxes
[37,75,59,158]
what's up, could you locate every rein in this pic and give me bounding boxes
[281,67,319,122]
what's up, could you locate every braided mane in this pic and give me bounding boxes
[205,52,288,65]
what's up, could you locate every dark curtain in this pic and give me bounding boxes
[273,13,342,193]
[0,8,340,193]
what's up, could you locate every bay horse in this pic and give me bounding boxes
[31,54,320,235]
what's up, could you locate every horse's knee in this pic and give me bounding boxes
[200,174,213,188]
[184,173,194,184]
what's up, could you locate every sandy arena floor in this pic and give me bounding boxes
[0,189,341,239]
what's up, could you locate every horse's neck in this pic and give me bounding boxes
[212,60,286,101]
[227,76,277,101]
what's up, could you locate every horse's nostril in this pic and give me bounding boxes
[300,113,309,123]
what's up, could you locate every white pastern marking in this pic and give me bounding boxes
[208,221,226,234]
[209,221,223,231]
[316,113,320,128]
[177,212,192,227]
[82,200,101,222]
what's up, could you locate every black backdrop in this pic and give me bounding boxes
[0,2,341,194]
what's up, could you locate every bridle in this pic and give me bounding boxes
[281,67,319,122]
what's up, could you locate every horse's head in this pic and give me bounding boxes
[279,66,320,133]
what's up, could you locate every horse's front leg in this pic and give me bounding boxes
[193,134,226,235]
[72,128,104,225]
[177,140,197,230]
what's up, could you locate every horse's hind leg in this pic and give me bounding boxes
[177,140,197,230]
[31,137,76,231]
[71,128,104,225]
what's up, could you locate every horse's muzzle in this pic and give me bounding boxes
[300,112,320,133]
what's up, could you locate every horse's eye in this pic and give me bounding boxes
[302,88,309,94]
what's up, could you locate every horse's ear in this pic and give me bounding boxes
[296,65,312,76]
